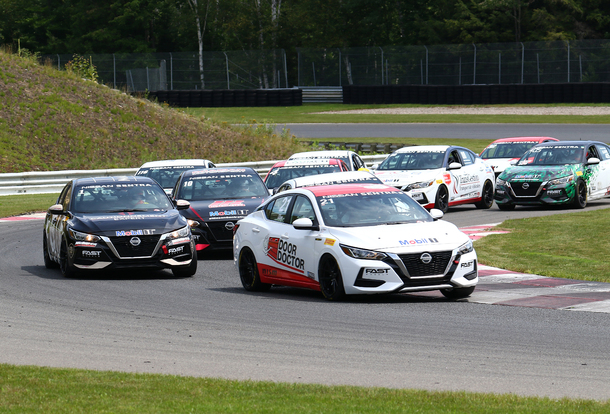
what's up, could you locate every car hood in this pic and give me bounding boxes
[374,169,440,187]
[499,165,580,182]
[326,220,469,253]
[70,210,187,237]
[183,197,267,222]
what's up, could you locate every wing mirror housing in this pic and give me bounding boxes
[48,204,64,215]
[586,157,600,166]
[292,217,320,231]
[175,199,191,210]
[447,162,462,170]
[429,208,444,221]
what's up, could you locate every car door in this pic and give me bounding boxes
[589,144,610,199]
[47,183,72,261]
[450,148,484,203]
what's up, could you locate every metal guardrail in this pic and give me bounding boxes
[0,155,389,196]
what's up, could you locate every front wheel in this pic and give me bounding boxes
[238,248,271,292]
[441,286,475,299]
[572,179,587,209]
[172,253,197,277]
[475,180,494,209]
[434,185,449,213]
[59,239,77,278]
[318,256,345,301]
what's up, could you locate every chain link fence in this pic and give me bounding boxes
[42,50,289,92]
[297,39,610,86]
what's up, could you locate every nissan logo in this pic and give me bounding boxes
[225,222,235,231]
[522,182,530,189]
[130,237,141,247]
[420,253,432,264]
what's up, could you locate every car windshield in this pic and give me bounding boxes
[316,191,433,227]
[265,164,343,189]
[481,142,540,159]
[71,183,172,213]
[377,150,445,170]
[136,165,202,189]
[517,145,584,166]
[178,173,269,200]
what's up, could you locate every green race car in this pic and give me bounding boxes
[494,141,610,210]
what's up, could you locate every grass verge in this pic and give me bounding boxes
[187,103,610,124]
[1,364,608,413]
[0,193,58,218]
[474,208,610,282]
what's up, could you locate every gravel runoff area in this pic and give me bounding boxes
[316,106,610,115]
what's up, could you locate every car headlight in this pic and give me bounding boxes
[166,226,190,239]
[68,228,101,243]
[458,240,474,255]
[496,178,507,186]
[405,180,435,192]
[340,245,387,260]
[547,175,574,186]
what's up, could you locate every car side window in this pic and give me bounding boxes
[458,149,475,166]
[447,150,461,166]
[595,145,610,160]
[60,185,73,210]
[290,196,317,224]
[587,145,600,160]
[276,183,292,193]
[265,195,294,223]
[352,154,365,170]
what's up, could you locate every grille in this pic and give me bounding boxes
[398,251,452,277]
[207,221,235,242]
[511,181,541,197]
[109,235,160,258]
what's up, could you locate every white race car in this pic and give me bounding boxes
[373,145,495,213]
[233,184,478,301]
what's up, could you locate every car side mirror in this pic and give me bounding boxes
[371,163,379,170]
[292,217,319,231]
[509,159,518,165]
[175,199,191,210]
[586,157,600,165]
[48,204,64,215]
[447,162,462,170]
[429,209,444,221]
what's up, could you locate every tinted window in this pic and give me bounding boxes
[597,144,610,160]
[265,195,294,223]
[178,172,268,200]
[518,145,585,166]
[291,196,317,224]
[481,142,541,159]
[378,150,445,170]
[71,183,172,213]
[458,149,475,166]
[264,164,344,189]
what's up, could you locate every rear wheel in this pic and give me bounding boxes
[318,256,345,301]
[238,248,271,291]
[434,185,449,213]
[441,286,475,299]
[572,179,587,209]
[59,239,77,278]
[475,180,494,209]
[43,233,58,269]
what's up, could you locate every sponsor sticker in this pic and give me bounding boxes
[399,237,439,246]
[82,250,101,257]
[265,237,305,272]
[324,238,336,246]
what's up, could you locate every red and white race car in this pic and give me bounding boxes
[480,136,559,178]
[233,183,478,301]
[373,145,495,213]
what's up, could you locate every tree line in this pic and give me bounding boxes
[1,0,609,57]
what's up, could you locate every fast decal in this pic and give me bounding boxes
[82,250,101,257]
[208,200,246,208]
[461,261,474,268]
[365,268,389,275]
[265,237,305,272]
[167,246,185,255]
[399,237,439,246]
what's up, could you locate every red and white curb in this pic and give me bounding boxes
[4,214,610,313]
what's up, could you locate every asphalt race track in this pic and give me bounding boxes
[2,203,610,401]
[279,123,610,142]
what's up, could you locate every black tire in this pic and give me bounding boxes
[497,203,515,211]
[475,180,494,209]
[238,248,271,292]
[434,185,449,213]
[172,253,197,277]
[43,233,58,269]
[572,179,587,209]
[318,255,345,301]
[441,286,475,299]
[59,239,77,278]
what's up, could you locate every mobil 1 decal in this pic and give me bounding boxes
[265,236,305,273]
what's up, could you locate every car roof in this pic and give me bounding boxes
[392,145,451,153]
[289,150,355,158]
[534,140,600,147]
[138,159,213,168]
[74,176,157,186]
[487,137,559,143]
[181,167,258,177]
[305,183,400,197]
[283,158,344,167]
[288,171,380,187]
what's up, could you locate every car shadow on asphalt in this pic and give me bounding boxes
[26,265,182,280]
